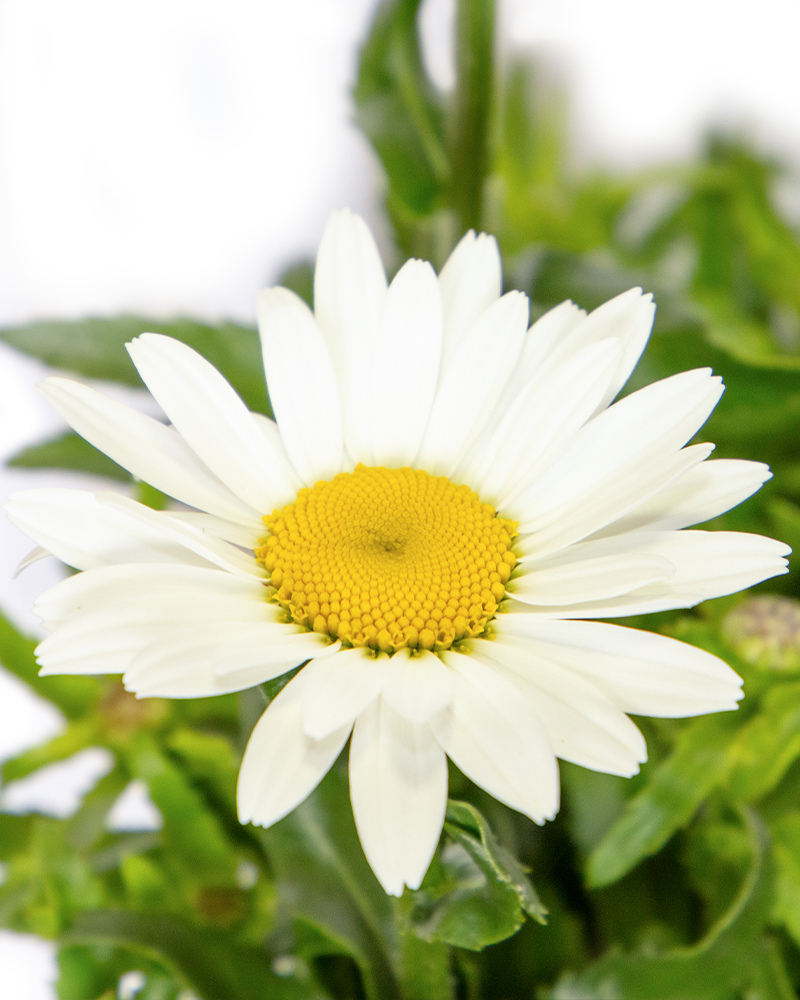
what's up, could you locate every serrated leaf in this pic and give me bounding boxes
[405,800,546,953]
[587,713,740,888]
[444,800,546,924]
[0,315,271,415]
[62,909,323,1000]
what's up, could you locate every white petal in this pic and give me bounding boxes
[517,528,789,618]
[123,624,333,696]
[496,615,743,716]
[509,551,674,606]
[515,442,714,556]
[547,288,655,411]
[467,338,621,505]
[593,458,773,536]
[5,489,235,573]
[36,598,280,675]
[301,647,385,740]
[514,368,724,523]
[369,259,443,467]
[212,629,339,675]
[13,546,51,577]
[313,209,388,463]
[127,334,297,512]
[417,291,528,475]
[496,300,587,419]
[502,592,705,620]
[472,639,647,775]
[258,287,343,485]
[238,669,351,827]
[434,651,559,823]
[95,494,263,577]
[251,412,304,485]
[437,230,502,373]
[34,563,267,627]
[39,377,261,526]
[166,511,260,548]
[350,698,448,895]
[381,648,454,724]
[618,530,791,600]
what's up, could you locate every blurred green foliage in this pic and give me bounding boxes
[2,0,800,996]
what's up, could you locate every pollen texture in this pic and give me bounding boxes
[255,465,517,653]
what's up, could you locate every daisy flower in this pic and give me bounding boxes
[5,210,789,896]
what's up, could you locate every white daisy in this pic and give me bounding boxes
[5,209,789,896]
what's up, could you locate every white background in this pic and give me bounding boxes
[1,0,800,996]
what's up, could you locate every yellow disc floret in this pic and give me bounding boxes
[255,465,517,654]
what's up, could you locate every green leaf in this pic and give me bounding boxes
[62,909,323,1000]
[550,810,790,1000]
[727,681,800,801]
[258,765,400,1000]
[406,800,546,953]
[355,0,448,219]
[2,720,98,783]
[164,728,239,815]
[0,610,98,719]
[770,811,800,947]
[0,814,34,860]
[444,800,546,925]
[125,734,236,884]
[587,713,740,888]
[8,431,132,481]
[0,316,271,415]
[57,943,179,1000]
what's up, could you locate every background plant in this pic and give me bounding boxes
[2,0,800,997]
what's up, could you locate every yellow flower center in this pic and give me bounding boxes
[255,465,517,654]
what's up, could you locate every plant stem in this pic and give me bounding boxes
[451,0,495,234]
[393,893,454,1000]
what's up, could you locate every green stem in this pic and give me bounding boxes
[451,0,495,234]
[393,893,454,1000]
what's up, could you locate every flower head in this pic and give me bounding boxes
[5,210,789,895]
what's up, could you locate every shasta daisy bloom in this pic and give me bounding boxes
[5,210,789,896]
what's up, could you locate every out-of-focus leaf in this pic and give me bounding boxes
[772,812,800,949]
[121,853,171,913]
[768,497,800,565]
[277,262,315,309]
[355,0,447,218]
[62,909,323,1000]
[0,316,270,415]
[0,611,98,719]
[125,734,236,884]
[8,431,131,481]
[57,944,180,1000]
[550,811,791,1000]
[259,765,400,1000]
[406,800,546,953]
[1,721,97,783]
[165,728,239,815]
[727,681,800,800]
[0,815,33,859]
[587,713,740,888]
